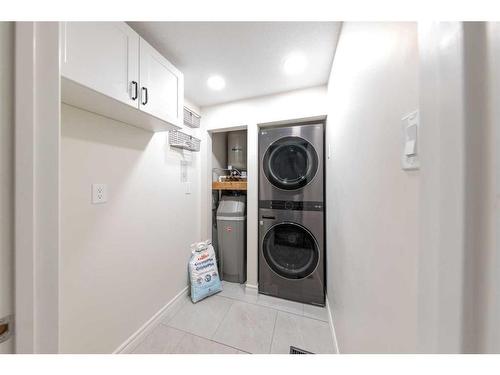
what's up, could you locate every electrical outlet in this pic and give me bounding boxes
[91,184,107,204]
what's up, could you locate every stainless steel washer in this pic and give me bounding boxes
[259,123,324,203]
[258,204,325,306]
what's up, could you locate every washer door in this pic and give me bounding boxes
[263,136,319,191]
[262,222,319,279]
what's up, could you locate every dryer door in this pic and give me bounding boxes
[262,222,320,279]
[263,136,319,191]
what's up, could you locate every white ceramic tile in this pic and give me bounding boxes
[270,311,335,354]
[218,282,245,299]
[213,301,277,354]
[173,333,239,354]
[162,294,191,323]
[302,303,330,322]
[219,281,259,304]
[165,295,233,339]
[133,325,185,354]
[256,294,304,316]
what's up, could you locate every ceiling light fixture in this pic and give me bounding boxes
[283,52,307,75]
[207,75,226,90]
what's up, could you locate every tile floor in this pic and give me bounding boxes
[132,282,336,354]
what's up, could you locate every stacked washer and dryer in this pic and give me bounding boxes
[258,123,325,306]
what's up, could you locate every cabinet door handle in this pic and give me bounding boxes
[141,87,148,105]
[130,81,138,100]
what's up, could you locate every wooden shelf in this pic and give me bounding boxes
[212,181,247,191]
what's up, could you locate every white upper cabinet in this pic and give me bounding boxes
[61,22,140,108]
[60,22,184,131]
[139,38,184,126]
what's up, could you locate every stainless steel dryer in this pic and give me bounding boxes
[259,123,324,203]
[258,203,325,306]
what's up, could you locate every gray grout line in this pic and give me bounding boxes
[268,309,279,354]
[149,289,328,354]
[210,297,235,340]
[169,328,188,355]
[219,292,329,323]
[158,295,248,353]
[207,297,256,353]
[162,324,249,354]
[209,337,252,354]
[160,293,328,333]
[131,326,187,354]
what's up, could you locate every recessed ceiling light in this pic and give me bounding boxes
[283,53,307,75]
[207,75,226,90]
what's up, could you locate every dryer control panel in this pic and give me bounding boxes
[259,200,323,211]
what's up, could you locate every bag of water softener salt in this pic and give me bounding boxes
[189,240,222,303]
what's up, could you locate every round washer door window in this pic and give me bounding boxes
[262,223,319,279]
[263,136,319,190]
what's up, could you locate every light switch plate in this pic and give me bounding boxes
[185,182,192,195]
[401,111,420,170]
[91,184,107,204]
[180,160,188,183]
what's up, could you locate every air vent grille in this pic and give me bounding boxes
[290,346,313,354]
[183,107,201,128]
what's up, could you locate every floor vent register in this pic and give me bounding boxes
[289,346,313,354]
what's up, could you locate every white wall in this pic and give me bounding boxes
[484,22,500,354]
[201,86,328,287]
[415,22,500,354]
[325,23,420,353]
[60,104,201,353]
[0,22,14,354]
[416,22,500,354]
[461,21,495,354]
[184,98,200,116]
[416,22,470,353]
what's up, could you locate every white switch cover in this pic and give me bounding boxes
[185,182,192,195]
[180,160,188,183]
[91,184,107,204]
[401,111,420,170]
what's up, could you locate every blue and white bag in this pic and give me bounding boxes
[188,240,222,303]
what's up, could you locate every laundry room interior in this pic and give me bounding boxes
[4,18,499,358]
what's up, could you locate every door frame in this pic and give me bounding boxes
[15,22,60,354]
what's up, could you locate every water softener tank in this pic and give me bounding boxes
[227,131,247,171]
[216,195,246,283]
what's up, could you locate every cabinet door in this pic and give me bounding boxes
[139,38,184,125]
[61,22,140,108]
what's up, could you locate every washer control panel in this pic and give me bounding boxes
[259,200,323,211]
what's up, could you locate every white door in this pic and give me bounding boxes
[61,22,140,108]
[139,38,184,126]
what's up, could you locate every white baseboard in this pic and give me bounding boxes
[245,283,258,291]
[325,294,340,354]
[113,286,189,354]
